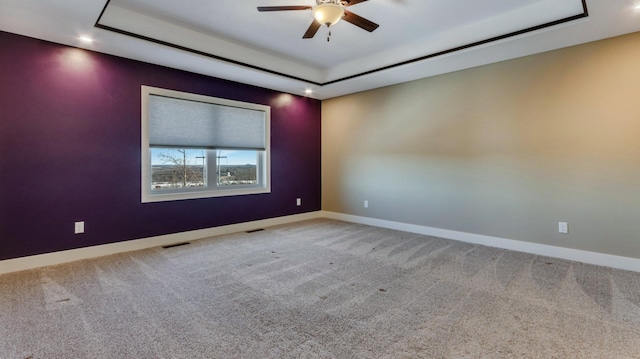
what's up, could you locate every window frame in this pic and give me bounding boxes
[141,86,270,203]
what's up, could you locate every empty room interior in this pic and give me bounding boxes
[2,0,640,357]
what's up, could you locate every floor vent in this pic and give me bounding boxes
[246,228,265,233]
[162,242,191,249]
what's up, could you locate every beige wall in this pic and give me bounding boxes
[322,32,640,258]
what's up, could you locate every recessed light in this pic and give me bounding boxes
[78,36,94,44]
[304,89,313,95]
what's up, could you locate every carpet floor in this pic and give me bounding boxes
[1,219,640,358]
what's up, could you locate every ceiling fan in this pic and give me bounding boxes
[257,0,379,41]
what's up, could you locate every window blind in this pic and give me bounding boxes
[148,94,266,150]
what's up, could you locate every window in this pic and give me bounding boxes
[141,86,270,202]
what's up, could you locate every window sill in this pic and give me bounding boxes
[142,187,270,203]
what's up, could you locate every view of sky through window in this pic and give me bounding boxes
[151,149,257,166]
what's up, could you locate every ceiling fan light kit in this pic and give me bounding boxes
[313,1,345,27]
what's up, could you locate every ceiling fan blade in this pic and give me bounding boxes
[343,10,379,32]
[257,6,312,12]
[345,0,369,6]
[303,20,322,39]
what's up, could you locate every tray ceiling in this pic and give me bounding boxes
[1,0,640,99]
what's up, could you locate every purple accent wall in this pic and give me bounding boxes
[0,31,321,261]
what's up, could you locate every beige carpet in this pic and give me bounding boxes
[2,219,640,358]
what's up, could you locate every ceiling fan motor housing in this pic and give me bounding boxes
[315,0,349,5]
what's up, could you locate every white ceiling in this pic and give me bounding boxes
[1,0,639,99]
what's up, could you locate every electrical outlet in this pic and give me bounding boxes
[296,198,301,206]
[558,222,568,234]
[74,221,85,234]
[364,200,369,208]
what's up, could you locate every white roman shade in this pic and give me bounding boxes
[148,94,266,150]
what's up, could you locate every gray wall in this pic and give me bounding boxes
[322,31,640,259]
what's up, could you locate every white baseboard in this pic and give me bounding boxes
[3,210,639,275]
[0,211,322,275]
[321,211,640,273]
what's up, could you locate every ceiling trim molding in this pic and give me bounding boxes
[324,0,589,85]
[94,0,322,86]
[94,0,589,87]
